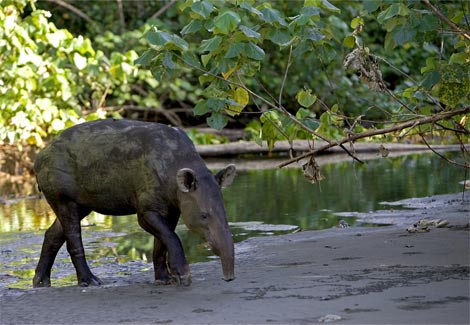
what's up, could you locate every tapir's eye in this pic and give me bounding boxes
[201,213,209,220]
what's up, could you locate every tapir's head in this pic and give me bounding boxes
[176,164,236,281]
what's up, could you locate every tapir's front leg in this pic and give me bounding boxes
[153,212,180,284]
[138,212,190,286]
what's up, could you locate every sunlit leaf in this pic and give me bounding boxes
[72,52,87,70]
[296,89,317,108]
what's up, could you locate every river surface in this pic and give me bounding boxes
[0,152,467,291]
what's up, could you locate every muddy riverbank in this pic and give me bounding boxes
[1,192,469,324]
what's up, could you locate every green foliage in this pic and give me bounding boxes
[136,0,469,148]
[185,128,228,145]
[0,0,142,146]
[2,0,468,151]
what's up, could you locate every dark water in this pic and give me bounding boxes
[0,152,467,289]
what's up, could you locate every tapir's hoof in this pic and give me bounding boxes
[172,273,191,287]
[33,275,51,288]
[154,276,173,286]
[78,274,103,287]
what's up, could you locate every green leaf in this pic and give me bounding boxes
[146,30,188,51]
[260,7,287,26]
[206,98,226,112]
[171,35,189,51]
[351,16,364,29]
[343,35,355,48]
[244,42,265,61]
[214,10,241,34]
[225,42,245,59]
[194,100,211,115]
[72,52,87,70]
[450,52,470,65]
[303,28,325,42]
[181,20,203,35]
[362,0,380,13]
[201,54,212,66]
[301,6,321,17]
[181,51,201,69]
[268,29,293,46]
[377,4,399,23]
[162,52,175,69]
[239,2,263,17]
[147,30,172,46]
[239,25,261,40]
[418,15,438,32]
[207,112,228,130]
[199,36,223,53]
[320,0,340,13]
[392,25,416,46]
[134,49,156,66]
[296,89,317,107]
[421,70,440,89]
[191,1,214,18]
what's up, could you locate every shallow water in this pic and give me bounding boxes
[0,152,467,290]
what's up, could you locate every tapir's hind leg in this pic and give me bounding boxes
[34,199,99,287]
[33,218,65,287]
[57,201,101,287]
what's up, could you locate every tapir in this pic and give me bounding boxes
[33,119,236,287]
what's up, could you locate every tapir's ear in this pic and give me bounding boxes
[176,168,198,193]
[215,164,236,188]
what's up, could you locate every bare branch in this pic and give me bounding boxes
[116,0,126,34]
[422,0,470,41]
[41,0,96,27]
[420,135,470,168]
[150,0,178,20]
[278,107,470,168]
[278,45,293,106]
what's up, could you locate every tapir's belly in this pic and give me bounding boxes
[73,171,140,216]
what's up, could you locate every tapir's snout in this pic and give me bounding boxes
[208,222,235,282]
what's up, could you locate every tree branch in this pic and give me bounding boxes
[116,0,126,34]
[278,107,470,168]
[150,0,178,20]
[422,0,470,41]
[278,45,293,106]
[420,135,470,168]
[41,0,96,27]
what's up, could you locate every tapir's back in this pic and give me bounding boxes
[34,119,205,215]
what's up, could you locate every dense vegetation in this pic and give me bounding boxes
[1,0,469,170]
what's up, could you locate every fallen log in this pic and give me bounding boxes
[196,140,464,158]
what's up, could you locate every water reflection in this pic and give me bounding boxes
[0,152,467,289]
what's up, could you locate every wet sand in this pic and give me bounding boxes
[1,192,469,324]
